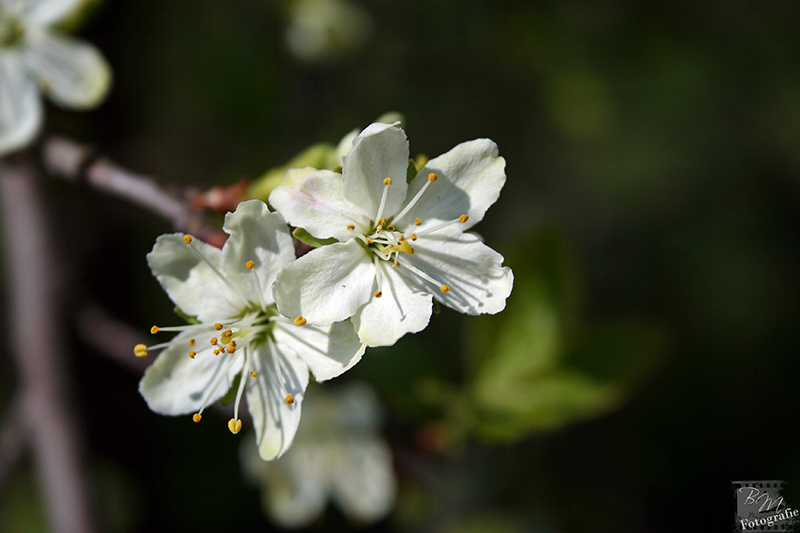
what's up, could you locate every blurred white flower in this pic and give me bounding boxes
[138,200,365,460]
[241,381,396,528]
[285,0,373,64]
[0,0,111,156]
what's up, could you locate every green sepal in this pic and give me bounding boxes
[432,299,441,315]
[173,306,201,325]
[220,372,243,406]
[293,227,338,248]
[406,159,418,183]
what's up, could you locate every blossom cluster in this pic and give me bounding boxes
[137,121,514,460]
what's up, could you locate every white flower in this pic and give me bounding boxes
[0,0,111,156]
[137,200,365,460]
[241,382,396,528]
[270,122,514,347]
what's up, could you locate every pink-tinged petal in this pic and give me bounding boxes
[342,122,409,221]
[273,240,375,326]
[270,167,370,241]
[351,261,432,347]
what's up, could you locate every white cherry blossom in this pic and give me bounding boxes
[0,0,111,156]
[270,122,513,347]
[137,200,365,460]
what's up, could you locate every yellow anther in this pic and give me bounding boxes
[189,338,196,346]
[134,344,148,358]
[459,214,469,223]
[224,329,233,337]
[383,177,392,185]
[214,349,221,355]
[189,350,197,358]
[183,235,193,244]
[378,217,387,227]
[398,240,415,255]
[215,323,223,330]
[440,285,450,293]
[228,418,243,434]
[347,224,355,230]
[374,291,383,298]
[229,341,237,348]
[392,261,398,268]
[192,413,202,423]
[387,225,395,231]
[294,316,307,326]
[428,173,438,181]
[227,345,235,354]
[250,371,258,378]
[366,238,373,244]
[411,233,418,241]
[150,326,159,334]
[210,337,218,345]
[246,260,255,270]
[414,217,421,225]
[398,235,406,242]
[285,394,295,405]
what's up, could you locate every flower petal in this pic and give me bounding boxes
[272,240,375,326]
[331,439,396,522]
[342,122,409,221]
[221,200,295,306]
[147,234,241,323]
[403,229,513,315]
[139,330,244,415]
[269,167,370,241]
[351,261,432,347]
[18,0,81,26]
[399,139,505,231]
[247,339,310,460]
[22,31,111,109]
[272,317,365,381]
[0,53,42,157]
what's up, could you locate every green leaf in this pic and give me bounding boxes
[293,227,338,248]
[220,372,243,406]
[406,159,418,183]
[247,142,339,202]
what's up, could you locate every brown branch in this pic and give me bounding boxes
[42,136,227,247]
[0,159,98,533]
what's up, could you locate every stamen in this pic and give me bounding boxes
[387,225,395,231]
[347,224,355,231]
[214,349,221,355]
[150,326,159,334]
[410,233,417,241]
[215,323,223,330]
[415,218,421,225]
[247,261,268,310]
[246,260,254,270]
[210,337,218,345]
[293,316,307,326]
[250,371,258,377]
[192,413,202,423]
[269,348,295,408]
[374,291,383,298]
[374,177,393,224]
[227,345,235,354]
[195,347,245,419]
[232,361,249,428]
[189,350,197,358]
[189,338,196,346]
[396,258,452,295]
[285,395,295,405]
[183,235,193,244]
[228,418,243,434]
[393,173,438,223]
[441,285,451,292]
[413,215,471,237]
[134,344,148,358]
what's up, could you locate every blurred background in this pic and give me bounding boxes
[1,0,799,531]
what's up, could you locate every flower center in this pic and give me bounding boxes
[0,7,25,48]
[351,173,469,295]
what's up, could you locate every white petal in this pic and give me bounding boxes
[262,445,330,527]
[22,31,111,109]
[335,127,359,163]
[147,234,241,323]
[139,330,244,415]
[403,230,513,315]
[398,139,505,231]
[272,240,375,326]
[220,200,295,306]
[247,340,310,460]
[269,167,370,241]
[0,53,42,156]
[352,261,432,347]
[342,122,409,221]
[17,0,79,25]
[331,439,396,523]
[272,317,365,381]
